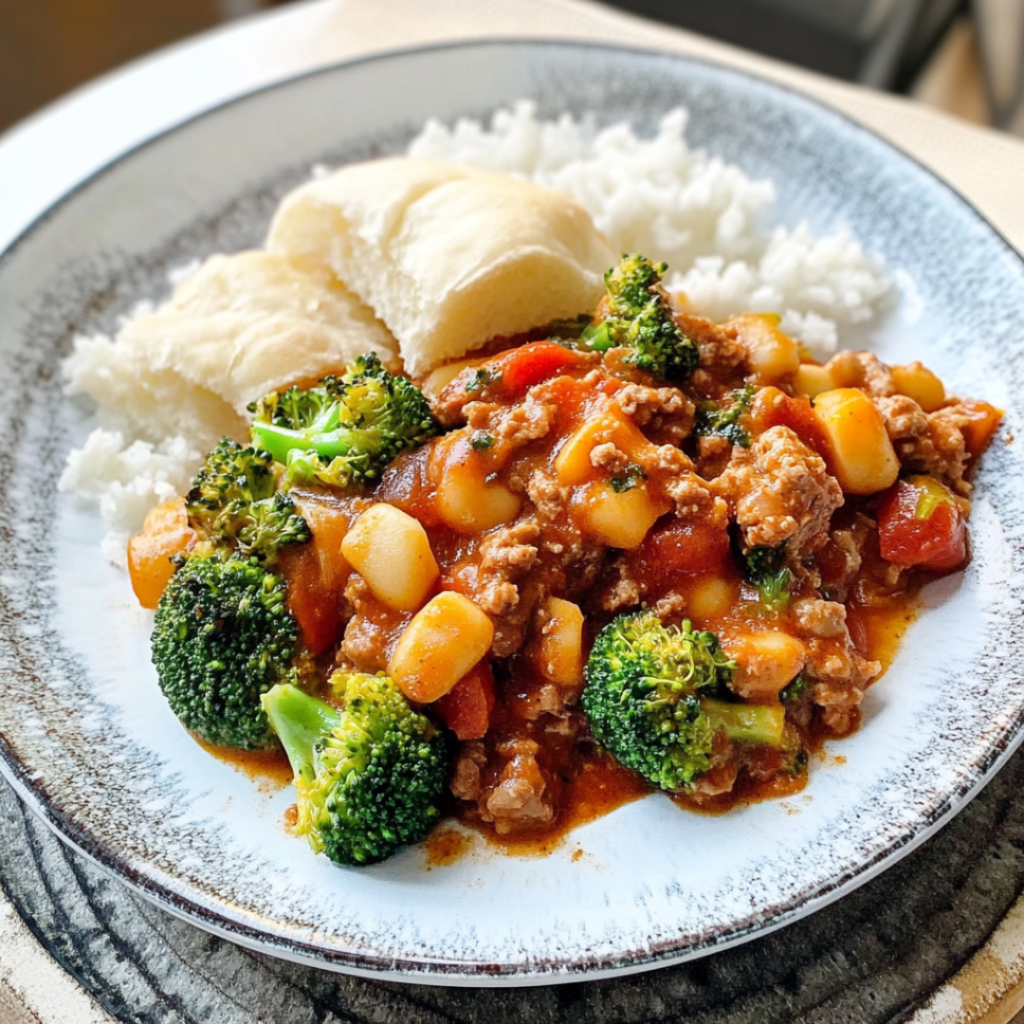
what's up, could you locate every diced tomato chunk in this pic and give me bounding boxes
[625,515,733,594]
[877,476,967,572]
[435,661,496,740]
[486,341,589,395]
[278,498,354,654]
[755,389,830,460]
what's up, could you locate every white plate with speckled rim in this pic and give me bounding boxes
[0,40,1022,986]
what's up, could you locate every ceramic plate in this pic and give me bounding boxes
[0,40,1022,985]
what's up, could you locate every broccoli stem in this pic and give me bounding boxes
[702,698,786,747]
[261,684,341,783]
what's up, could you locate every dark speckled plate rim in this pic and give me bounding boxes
[0,37,1022,985]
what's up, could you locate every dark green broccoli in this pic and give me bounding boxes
[694,385,756,448]
[543,313,593,342]
[248,353,439,489]
[582,253,699,381]
[583,611,791,791]
[262,673,449,866]
[582,611,735,791]
[152,555,303,749]
[779,674,808,704]
[745,544,791,611]
[186,438,310,563]
[609,464,646,493]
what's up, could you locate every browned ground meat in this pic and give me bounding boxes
[482,739,555,834]
[806,637,881,735]
[341,575,409,673]
[827,351,896,397]
[613,382,695,443]
[678,312,748,376]
[714,425,844,559]
[875,394,972,488]
[791,597,847,638]
[450,741,487,802]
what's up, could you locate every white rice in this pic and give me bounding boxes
[61,101,891,564]
[58,430,201,566]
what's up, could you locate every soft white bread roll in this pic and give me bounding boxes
[266,158,615,377]
[64,251,399,452]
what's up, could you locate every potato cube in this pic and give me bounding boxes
[684,576,738,621]
[554,407,657,487]
[891,362,946,412]
[813,388,899,494]
[793,363,836,398]
[723,631,806,702]
[577,481,672,549]
[420,357,483,400]
[533,597,585,685]
[388,592,495,703]
[430,433,522,533]
[728,313,801,382]
[341,503,438,611]
[436,467,522,533]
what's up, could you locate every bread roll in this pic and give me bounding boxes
[267,158,615,377]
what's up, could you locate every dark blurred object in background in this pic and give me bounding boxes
[599,0,1024,128]
[0,0,1021,136]
[0,0,222,133]
[597,0,963,89]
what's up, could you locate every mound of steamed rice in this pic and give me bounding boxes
[60,101,889,566]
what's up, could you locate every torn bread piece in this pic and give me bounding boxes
[65,250,398,452]
[266,158,615,377]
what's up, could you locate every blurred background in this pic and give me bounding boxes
[0,0,1021,136]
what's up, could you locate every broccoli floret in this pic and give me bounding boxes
[582,611,737,791]
[262,673,449,866]
[152,555,302,749]
[582,254,699,381]
[694,385,756,448]
[543,313,593,341]
[186,438,310,563]
[780,674,807,704]
[609,464,646,493]
[249,353,439,489]
[745,544,791,611]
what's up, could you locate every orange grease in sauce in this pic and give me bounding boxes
[196,739,293,788]
[425,828,472,867]
[198,590,920,862]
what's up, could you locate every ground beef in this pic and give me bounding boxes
[714,425,843,559]
[821,513,874,603]
[496,396,558,447]
[590,441,631,475]
[340,575,408,673]
[876,395,971,488]
[613,382,695,443]
[459,520,547,654]
[450,741,487,803]
[792,598,848,638]
[678,312,748,376]
[665,473,718,518]
[599,559,644,612]
[483,739,555,834]
[685,733,739,803]
[479,519,541,574]
[806,637,881,735]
